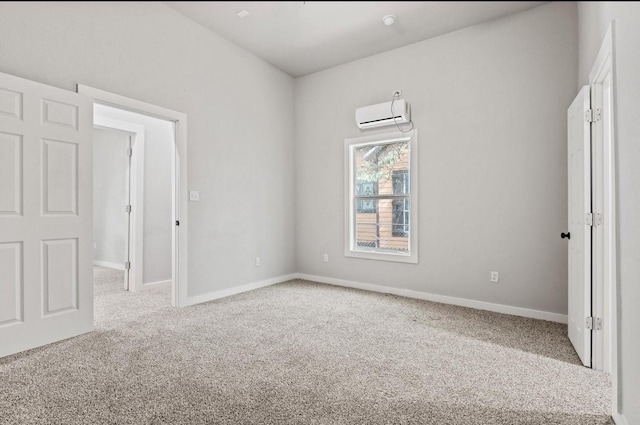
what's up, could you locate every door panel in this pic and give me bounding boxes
[0,71,93,358]
[42,139,78,215]
[42,99,78,130]
[0,242,22,325]
[567,86,592,367]
[42,238,78,315]
[0,88,22,119]
[0,132,22,215]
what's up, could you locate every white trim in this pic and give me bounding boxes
[184,271,567,323]
[141,279,171,288]
[589,24,615,82]
[588,23,621,418]
[344,130,418,264]
[612,412,628,425]
[92,115,145,293]
[78,84,188,308]
[296,273,568,323]
[589,25,615,373]
[93,260,125,271]
[184,274,298,307]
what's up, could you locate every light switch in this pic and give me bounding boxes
[189,191,200,201]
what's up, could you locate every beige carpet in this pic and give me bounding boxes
[0,267,612,424]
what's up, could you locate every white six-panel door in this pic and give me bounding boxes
[567,85,592,367]
[0,72,93,358]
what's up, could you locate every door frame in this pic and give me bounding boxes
[588,24,620,418]
[77,85,188,308]
[92,116,145,292]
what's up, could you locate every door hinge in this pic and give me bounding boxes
[124,261,131,270]
[127,148,133,157]
[595,212,603,226]
[125,205,132,213]
[586,317,603,331]
[585,108,602,123]
[585,213,593,226]
[595,317,603,331]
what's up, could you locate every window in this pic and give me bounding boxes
[344,131,418,263]
[392,170,409,237]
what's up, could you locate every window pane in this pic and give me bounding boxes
[355,181,377,212]
[355,198,409,253]
[392,199,409,237]
[355,141,409,197]
[392,170,409,195]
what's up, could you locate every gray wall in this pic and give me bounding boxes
[295,2,578,315]
[95,105,174,285]
[0,2,296,298]
[93,128,129,267]
[578,3,640,423]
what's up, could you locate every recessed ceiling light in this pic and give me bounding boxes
[383,15,396,26]
[236,9,250,18]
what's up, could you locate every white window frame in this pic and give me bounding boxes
[344,130,418,263]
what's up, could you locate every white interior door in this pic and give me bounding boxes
[0,71,93,358]
[567,86,592,367]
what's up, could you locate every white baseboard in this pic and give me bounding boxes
[139,280,171,291]
[296,273,568,324]
[93,260,124,271]
[183,271,568,323]
[142,279,171,287]
[184,274,297,307]
[612,412,629,425]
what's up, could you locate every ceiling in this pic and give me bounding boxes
[165,1,547,78]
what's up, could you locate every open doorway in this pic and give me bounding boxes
[92,116,145,291]
[80,84,189,310]
[91,105,174,312]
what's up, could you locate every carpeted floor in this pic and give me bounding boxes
[0,267,612,424]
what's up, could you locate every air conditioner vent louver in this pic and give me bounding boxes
[356,99,410,130]
[360,116,404,125]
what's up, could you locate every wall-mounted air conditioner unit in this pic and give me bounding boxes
[355,99,410,130]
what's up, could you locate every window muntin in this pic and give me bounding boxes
[347,134,415,261]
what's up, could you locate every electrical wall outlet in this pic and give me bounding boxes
[490,271,499,283]
[255,257,261,267]
[323,254,329,262]
[189,191,200,201]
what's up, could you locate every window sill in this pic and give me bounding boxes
[345,248,418,264]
